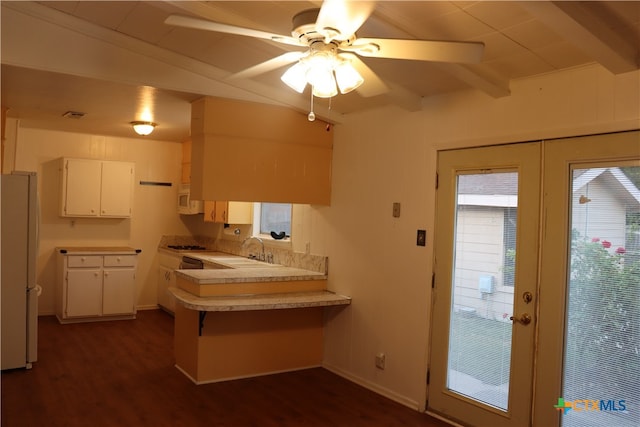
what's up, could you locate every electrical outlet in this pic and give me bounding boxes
[375,353,386,370]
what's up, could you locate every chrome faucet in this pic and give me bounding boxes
[242,236,265,261]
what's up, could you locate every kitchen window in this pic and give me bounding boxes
[253,203,291,241]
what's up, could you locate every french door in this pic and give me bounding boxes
[428,131,639,427]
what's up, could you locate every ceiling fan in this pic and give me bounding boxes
[165,1,484,105]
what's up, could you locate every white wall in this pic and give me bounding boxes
[10,126,207,314]
[316,64,639,410]
[6,62,638,413]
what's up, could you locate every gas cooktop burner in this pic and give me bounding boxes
[167,245,207,251]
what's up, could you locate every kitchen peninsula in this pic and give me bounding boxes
[168,253,350,384]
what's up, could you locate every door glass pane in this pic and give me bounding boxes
[563,166,640,427]
[447,172,518,411]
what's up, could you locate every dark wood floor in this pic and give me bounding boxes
[1,309,450,427]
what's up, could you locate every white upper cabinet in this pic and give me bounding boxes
[100,161,134,217]
[63,158,102,216]
[60,158,135,218]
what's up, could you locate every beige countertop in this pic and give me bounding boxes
[58,246,139,254]
[174,265,326,284]
[169,286,350,312]
[169,251,327,284]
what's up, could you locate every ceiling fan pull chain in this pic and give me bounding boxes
[308,90,316,122]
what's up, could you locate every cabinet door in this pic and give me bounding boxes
[203,200,216,223]
[66,269,102,317]
[204,201,253,224]
[214,201,228,223]
[226,202,253,224]
[62,159,101,216]
[101,161,134,217]
[103,269,136,315]
[157,265,176,312]
[181,139,192,184]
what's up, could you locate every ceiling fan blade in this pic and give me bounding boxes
[165,14,303,47]
[339,53,388,97]
[316,0,376,40]
[352,38,485,64]
[227,52,307,80]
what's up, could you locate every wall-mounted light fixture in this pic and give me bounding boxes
[130,121,156,136]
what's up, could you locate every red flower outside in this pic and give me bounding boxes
[616,247,626,254]
[602,240,612,248]
[592,237,601,242]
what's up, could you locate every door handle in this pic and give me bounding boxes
[510,313,531,325]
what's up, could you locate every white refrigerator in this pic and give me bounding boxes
[1,171,38,370]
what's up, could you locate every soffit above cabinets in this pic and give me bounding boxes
[1,1,639,140]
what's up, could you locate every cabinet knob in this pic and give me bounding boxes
[94,272,99,277]
[81,257,86,262]
[116,257,121,262]
[104,272,109,277]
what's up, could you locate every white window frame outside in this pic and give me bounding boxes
[252,202,292,248]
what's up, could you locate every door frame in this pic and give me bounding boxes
[534,130,640,426]
[428,142,542,427]
[428,130,640,427]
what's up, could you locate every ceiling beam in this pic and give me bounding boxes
[2,1,345,123]
[371,2,511,98]
[521,1,639,74]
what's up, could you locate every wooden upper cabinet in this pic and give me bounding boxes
[190,97,333,205]
[181,139,192,184]
[203,200,252,224]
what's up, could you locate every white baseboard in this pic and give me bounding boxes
[322,363,421,411]
[175,364,322,385]
[136,304,161,311]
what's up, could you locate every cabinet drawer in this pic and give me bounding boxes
[104,255,137,267]
[67,255,103,268]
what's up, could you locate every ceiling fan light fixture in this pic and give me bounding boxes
[307,67,338,98]
[281,62,309,93]
[130,121,156,136]
[334,61,363,94]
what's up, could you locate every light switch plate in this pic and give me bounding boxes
[417,229,426,246]
[392,202,401,218]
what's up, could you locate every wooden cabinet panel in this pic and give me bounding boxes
[181,139,192,184]
[181,162,191,184]
[203,200,252,224]
[190,97,332,205]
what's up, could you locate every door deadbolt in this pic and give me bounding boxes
[510,313,532,325]
[523,291,533,304]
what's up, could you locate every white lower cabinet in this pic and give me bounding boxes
[56,249,138,323]
[157,252,181,314]
[66,268,103,317]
